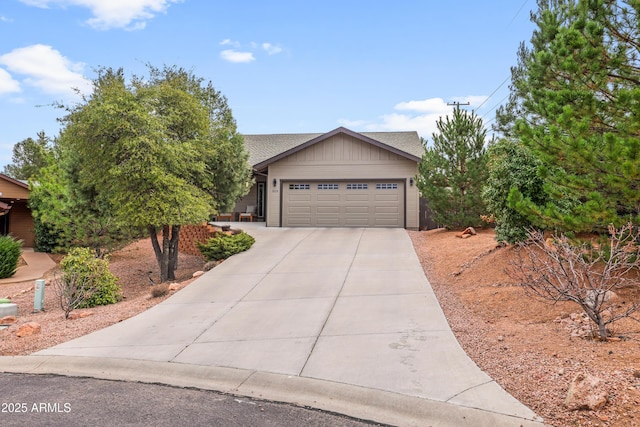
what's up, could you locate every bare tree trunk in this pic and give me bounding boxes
[149,226,162,268]
[168,225,180,281]
[148,225,171,283]
[160,225,170,283]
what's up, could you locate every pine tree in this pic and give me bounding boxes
[497,0,640,232]
[417,107,491,229]
[3,131,53,180]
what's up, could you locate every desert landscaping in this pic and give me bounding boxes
[1,228,639,427]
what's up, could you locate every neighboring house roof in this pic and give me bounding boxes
[0,173,29,190]
[243,127,423,169]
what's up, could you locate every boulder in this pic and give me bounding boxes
[67,311,94,320]
[456,227,478,238]
[192,270,205,278]
[0,315,17,324]
[564,372,608,410]
[15,322,42,338]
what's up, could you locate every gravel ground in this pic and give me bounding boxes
[0,238,205,356]
[409,228,640,427]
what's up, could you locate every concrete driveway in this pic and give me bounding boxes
[3,225,544,426]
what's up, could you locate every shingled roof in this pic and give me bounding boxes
[242,127,423,169]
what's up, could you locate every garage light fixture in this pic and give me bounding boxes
[272,178,277,187]
[409,177,414,187]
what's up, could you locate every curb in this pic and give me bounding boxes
[0,355,546,427]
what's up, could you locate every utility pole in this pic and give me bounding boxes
[447,101,470,111]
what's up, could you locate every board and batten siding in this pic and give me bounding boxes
[0,179,29,200]
[266,133,419,229]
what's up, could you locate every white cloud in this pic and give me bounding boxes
[340,96,490,138]
[219,39,240,48]
[0,68,21,94]
[1,16,13,23]
[219,39,284,63]
[394,97,450,113]
[220,49,255,64]
[262,43,283,55]
[19,0,182,30]
[0,44,91,97]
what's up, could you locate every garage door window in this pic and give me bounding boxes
[376,183,398,190]
[317,184,339,190]
[346,183,368,190]
[289,184,310,190]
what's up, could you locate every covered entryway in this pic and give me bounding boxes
[282,181,404,228]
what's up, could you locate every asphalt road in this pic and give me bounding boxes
[0,373,384,427]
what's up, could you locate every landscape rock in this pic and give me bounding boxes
[0,315,17,324]
[15,322,42,338]
[564,372,608,410]
[192,270,205,278]
[456,227,477,238]
[67,311,94,320]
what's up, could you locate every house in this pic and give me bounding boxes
[232,127,424,230]
[0,174,34,246]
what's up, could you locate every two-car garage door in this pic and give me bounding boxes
[282,181,404,228]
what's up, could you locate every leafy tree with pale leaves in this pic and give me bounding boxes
[52,65,252,281]
[417,107,491,229]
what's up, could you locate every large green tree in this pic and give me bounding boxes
[3,131,53,180]
[496,0,640,233]
[417,107,491,229]
[54,66,251,282]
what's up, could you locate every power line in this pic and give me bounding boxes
[481,93,511,119]
[509,0,529,25]
[474,76,510,111]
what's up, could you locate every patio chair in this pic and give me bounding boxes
[239,205,255,222]
[215,212,233,221]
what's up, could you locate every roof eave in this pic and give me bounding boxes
[252,127,420,169]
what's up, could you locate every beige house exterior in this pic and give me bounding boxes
[0,174,34,246]
[234,127,423,230]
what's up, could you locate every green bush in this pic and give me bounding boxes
[60,247,122,308]
[0,236,22,279]
[197,231,255,261]
[482,139,548,244]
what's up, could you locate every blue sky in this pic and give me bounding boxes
[0,0,536,169]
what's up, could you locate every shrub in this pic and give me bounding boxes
[507,223,640,340]
[151,283,170,298]
[0,236,22,279]
[482,139,547,244]
[197,231,255,261]
[60,247,122,308]
[53,271,101,319]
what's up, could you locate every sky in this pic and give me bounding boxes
[0,0,537,170]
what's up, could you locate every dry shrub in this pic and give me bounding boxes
[508,223,640,340]
[151,283,170,298]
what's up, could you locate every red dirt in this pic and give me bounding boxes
[409,228,640,427]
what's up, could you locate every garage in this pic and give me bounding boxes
[282,180,404,228]
[239,127,422,229]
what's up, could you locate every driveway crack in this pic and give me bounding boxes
[298,228,365,376]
